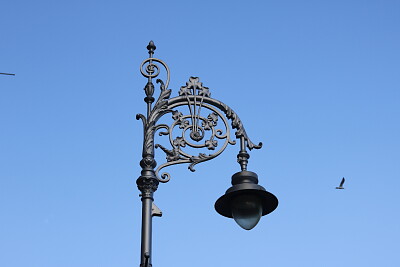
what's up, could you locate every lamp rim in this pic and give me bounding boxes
[215,188,278,218]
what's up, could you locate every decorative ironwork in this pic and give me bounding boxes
[136,41,262,185]
[153,96,236,183]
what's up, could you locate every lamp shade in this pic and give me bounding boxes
[215,171,278,230]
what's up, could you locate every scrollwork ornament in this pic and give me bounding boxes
[221,103,263,150]
[140,58,170,90]
[137,48,262,185]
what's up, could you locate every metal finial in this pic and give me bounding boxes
[147,41,156,57]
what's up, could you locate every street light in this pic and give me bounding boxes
[136,41,278,267]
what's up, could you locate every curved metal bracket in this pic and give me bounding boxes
[137,73,262,183]
[136,41,263,181]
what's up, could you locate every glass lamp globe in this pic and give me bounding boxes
[231,194,263,230]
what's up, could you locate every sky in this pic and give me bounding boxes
[1,0,400,266]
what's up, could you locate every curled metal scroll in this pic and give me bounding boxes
[140,58,170,90]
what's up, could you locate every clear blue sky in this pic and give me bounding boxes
[1,1,399,266]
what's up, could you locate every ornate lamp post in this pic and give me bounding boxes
[136,41,278,267]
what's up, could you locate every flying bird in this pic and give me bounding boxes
[336,177,345,189]
[0,73,15,76]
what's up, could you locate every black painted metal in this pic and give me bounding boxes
[214,171,278,218]
[136,41,278,266]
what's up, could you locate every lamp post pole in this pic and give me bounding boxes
[136,41,278,267]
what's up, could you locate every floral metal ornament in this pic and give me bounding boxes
[137,43,262,185]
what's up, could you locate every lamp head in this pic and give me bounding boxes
[214,171,278,230]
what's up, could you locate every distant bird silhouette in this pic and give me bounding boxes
[0,73,15,76]
[336,177,345,189]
